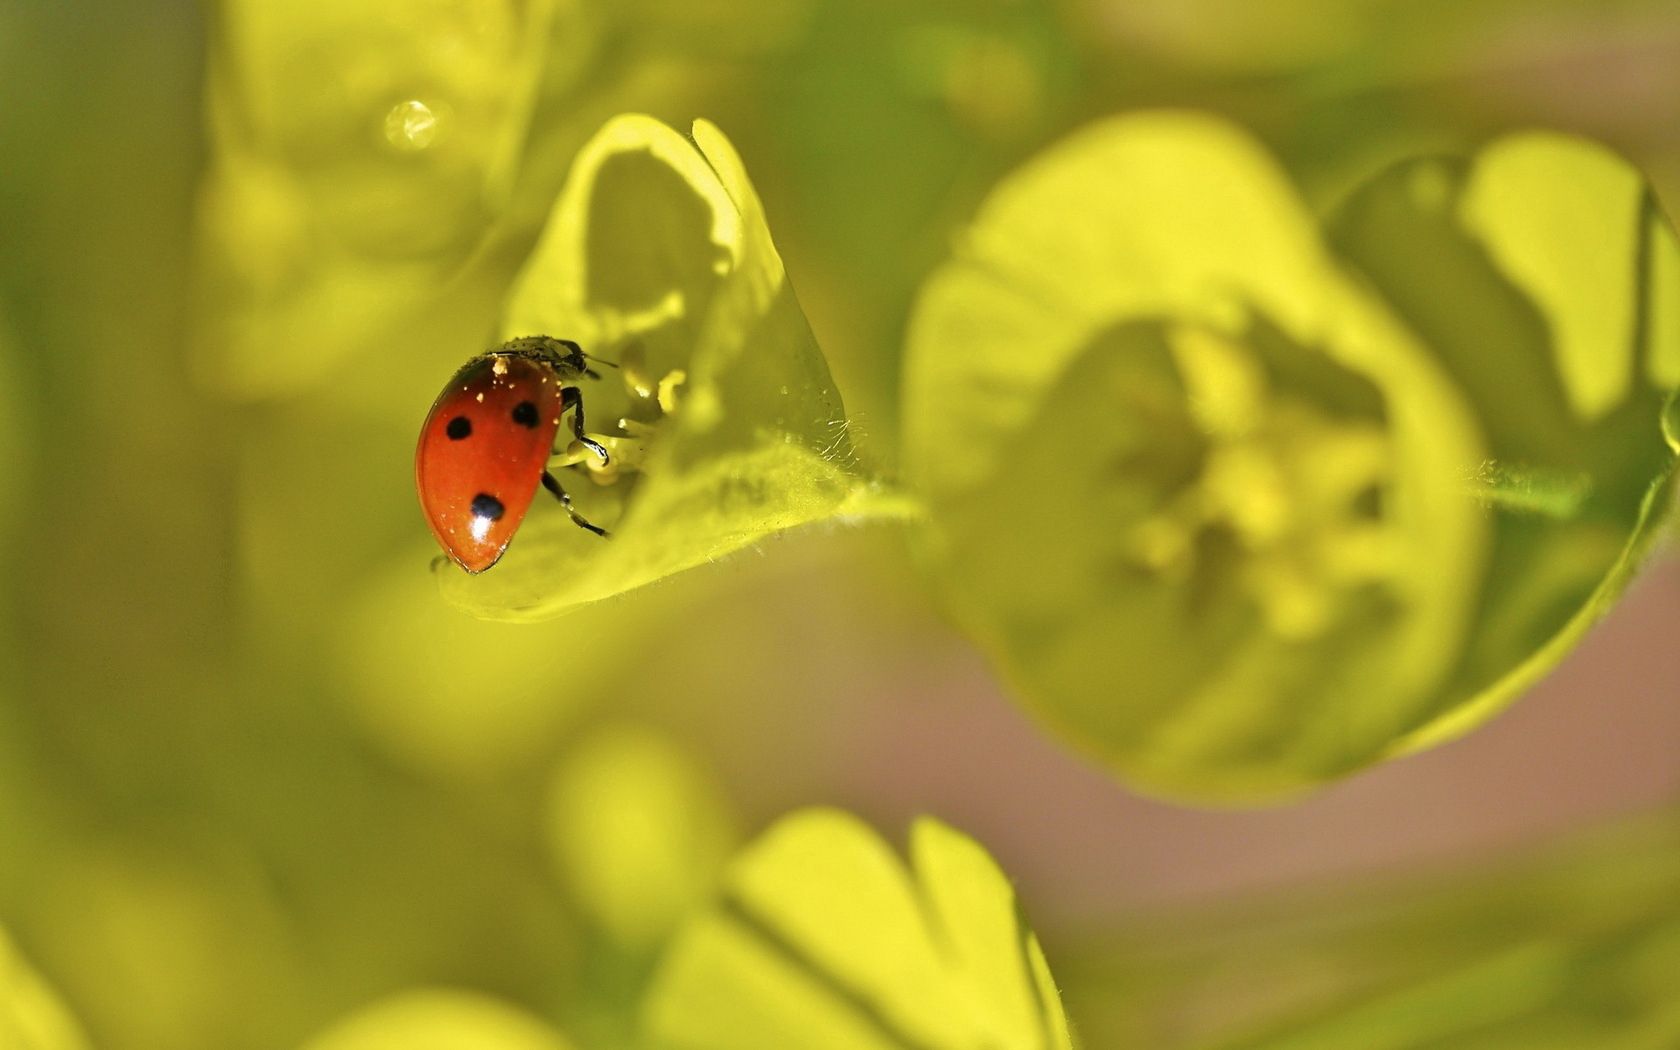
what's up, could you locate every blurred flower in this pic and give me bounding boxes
[193,0,586,397]
[545,726,738,953]
[643,809,1072,1049]
[0,924,89,1050]
[301,990,575,1050]
[905,112,1680,800]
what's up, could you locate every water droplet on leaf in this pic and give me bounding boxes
[383,99,445,152]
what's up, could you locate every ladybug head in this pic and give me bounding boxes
[500,334,590,379]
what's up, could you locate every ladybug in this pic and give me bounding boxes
[416,335,610,574]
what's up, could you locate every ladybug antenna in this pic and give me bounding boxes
[577,350,618,381]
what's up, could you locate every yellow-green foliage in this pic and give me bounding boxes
[8,1,1680,1047]
[1061,814,1680,1048]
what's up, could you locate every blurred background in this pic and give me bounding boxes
[2,1,1678,1046]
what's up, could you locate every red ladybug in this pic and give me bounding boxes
[416,335,609,573]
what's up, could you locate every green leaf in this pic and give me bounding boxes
[299,990,574,1050]
[439,116,900,621]
[904,113,1491,799]
[641,808,1073,1050]
[545,726,738,952]
[194,0,573,397]
[0,925,90,1050]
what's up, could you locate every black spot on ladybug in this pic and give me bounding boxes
[512,400,540,428]
[446,416,472,440]
[471,493,504,521]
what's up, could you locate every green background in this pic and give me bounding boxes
[3,1,1679,1046]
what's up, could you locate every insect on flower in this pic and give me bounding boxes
[415,336,612,573]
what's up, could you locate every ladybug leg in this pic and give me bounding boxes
[559,386,610,466]
[542,470,610,537]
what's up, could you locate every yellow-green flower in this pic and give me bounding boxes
[905,113,1680,800]
[301,990,575,1050]
[194,0,580,397]
[643,810,1072,1050]
[440,116,897,621]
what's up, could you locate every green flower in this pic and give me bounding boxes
[905,113,1679,800]
[439,116,897,621]
[642,809,1073,1050]
[194,0,581,397]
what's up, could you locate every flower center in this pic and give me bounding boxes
[548,344,685,486]
[1122,324,1395,641]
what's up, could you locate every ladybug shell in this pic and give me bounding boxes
[416,353,566,573]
